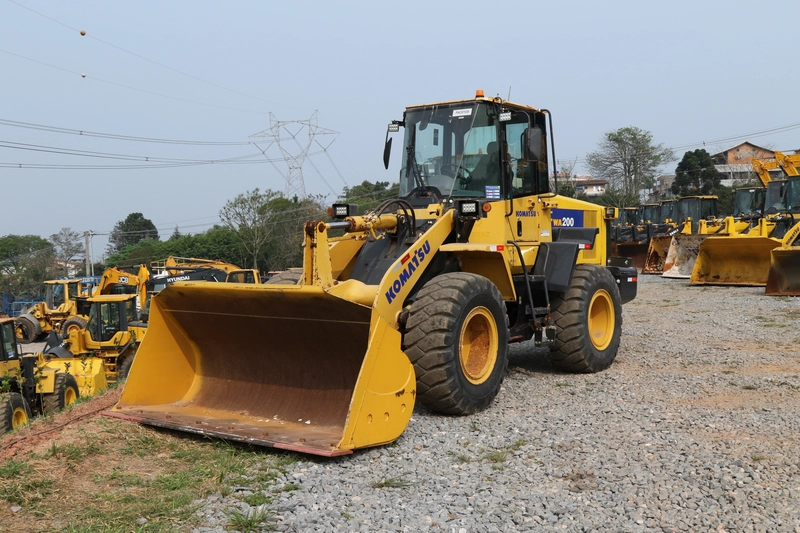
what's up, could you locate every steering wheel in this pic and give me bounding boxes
[440,164,472,188]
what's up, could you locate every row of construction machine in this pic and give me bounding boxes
[609,203,676,271]
[14,264,149,343]
[690,152,800,290]
[108,91,639,456]
[0,316,107,435]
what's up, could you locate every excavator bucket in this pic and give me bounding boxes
[643,235,673,274]
[662,235,708,279]
[690,236,780,286]
[612,242,648,271]
[107,282,416,456]
[765,247,800,295]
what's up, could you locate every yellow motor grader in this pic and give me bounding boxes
[109,92,639,456]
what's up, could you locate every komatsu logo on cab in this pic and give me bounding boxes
[515,210,536,217]
[385,240,431,304]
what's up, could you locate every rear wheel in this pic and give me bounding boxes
[0,393,32,435]
[265,271,302,285]
[42,373,80,414]
[15,316,38,344]
[403,273,508,415]
[118,355,134,381]
[61,316,88,337]
[550,264,622,373]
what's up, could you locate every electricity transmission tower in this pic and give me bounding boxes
[250,111,338,199]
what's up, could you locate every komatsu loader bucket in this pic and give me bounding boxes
[765,247,800,295]
[643,235,673,274]
[107,282,416,456]
[690,236,780,286]
[662,235,707,279]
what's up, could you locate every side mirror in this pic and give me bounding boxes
[524,127,544,162]
[383,137,392,170]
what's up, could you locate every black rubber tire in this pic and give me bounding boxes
[15,316,38,344]
[61,316,88,337]
[118,355,134,381]
[550,264,622,373]
[42,373,80,414]
[265,271,302,285]
[403,272,509,415]
[0,392,32,435]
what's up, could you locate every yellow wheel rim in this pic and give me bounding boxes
[459,306,498,385]
[11,406,28,430]
[64,387,78,407]
[588,289,614,351]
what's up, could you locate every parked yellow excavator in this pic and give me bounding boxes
[691,153,800,286]
[109,91,639,456]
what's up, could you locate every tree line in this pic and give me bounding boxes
[0,180,398,302]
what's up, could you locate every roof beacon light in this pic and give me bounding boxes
[475,89,485,98]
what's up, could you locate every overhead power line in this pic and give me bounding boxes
[6,0,309,111]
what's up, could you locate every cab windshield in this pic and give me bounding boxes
[784,177,800,212]
[400,102,500,199]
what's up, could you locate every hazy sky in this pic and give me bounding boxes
[2,0,798,262]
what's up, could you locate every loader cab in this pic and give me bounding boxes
[734,187,766,220]
[86,295,137,343]
[389,95,549,206]
[639,204,659,224]
[765,180,787,213]
[43,280,80,313]
[0,318,19,363]
[677,196,718,233]
[782,176,800,213]
[659,200,678,224]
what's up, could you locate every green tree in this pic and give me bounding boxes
[671,149,724,196]
[108,213,159,254]
[338,180,399,214]
[0,234,53,299]
[219,188,285,270]
[586,127,675,197]
[264,195,326,270]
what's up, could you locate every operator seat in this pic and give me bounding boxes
[471,141,499,189]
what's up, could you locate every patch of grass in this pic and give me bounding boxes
[371,475,416,489]
[280,482,300,492]
[751,454,767,462]
[0,416,292,532]
[721,370,735,375]
[242,492,272,507]
[741,384,759,390]
[0,458,31,478]
[224,505,276,532]
[555,381,571,387]
[482,450,508,463]
[469,420,480,432]
[341,511,354,519]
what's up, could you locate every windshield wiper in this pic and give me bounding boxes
[405,129,426,191]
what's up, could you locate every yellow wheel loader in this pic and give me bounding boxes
[0,317,107,435]
[58,294,145,382]
[643,199,679,274]
[108,92,638,456]
[15,279,83,344]
[765,175,800,294]
[692,156,800,286]
[661,196,726,278]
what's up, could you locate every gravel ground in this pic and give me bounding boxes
[190,275,800,533]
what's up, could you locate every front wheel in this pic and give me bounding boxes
[550,264,622,373]
[403,273,508,415]
[0,393,32,435]
[265,270,302,285]
[15,316,38,344]
[61,316,88,337]
[42,373,80,414]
